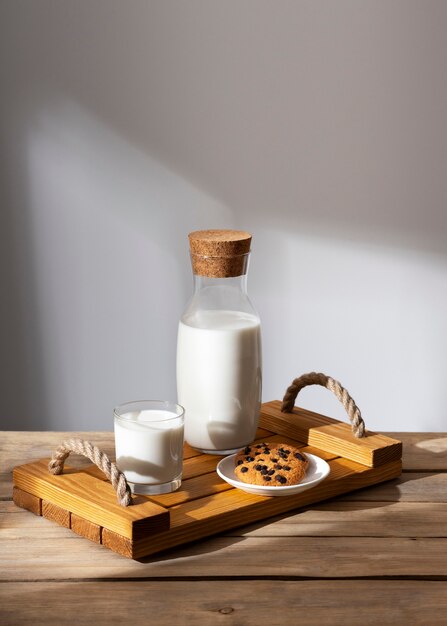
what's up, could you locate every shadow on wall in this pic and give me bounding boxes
[1,100,234,430]
[3,0,445,258]
[2,97,447,433]
[2,1,447,431]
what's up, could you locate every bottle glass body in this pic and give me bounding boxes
[176,253,262,454]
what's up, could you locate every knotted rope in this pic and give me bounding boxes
[281,372,366,438]
[48,438,132,506]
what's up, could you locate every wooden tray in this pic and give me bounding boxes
[12,401,402,559]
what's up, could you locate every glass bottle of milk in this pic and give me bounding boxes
[177,229,262,454]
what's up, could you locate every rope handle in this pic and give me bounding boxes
[281,372,366,438]
[48,438,132,506]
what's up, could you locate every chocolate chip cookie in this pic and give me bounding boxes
[234,442,309,486]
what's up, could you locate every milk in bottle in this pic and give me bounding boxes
[177,230,262,454]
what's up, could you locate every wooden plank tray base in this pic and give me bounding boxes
[13,401,402,559]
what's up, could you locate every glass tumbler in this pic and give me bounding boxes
[114,400,184,495]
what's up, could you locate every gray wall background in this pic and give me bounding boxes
[1,0,446,432]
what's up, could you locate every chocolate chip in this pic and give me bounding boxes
[254,464,262,471]
[283,465,291,471]
[261,468,268,475]
[268,469,275,476]
[262,465,268,470]
[244,446,251,454]
[237,460,243,466]
[240,466,248,473]
[284,449,290,454]
[270,458,278,462]
[263,475,272,481]
[274,464,282,470]
[294,452,305,461]
[258,458,265,462]
[246,456,254,462]
[275,475,287,484]
[255,452,261,456]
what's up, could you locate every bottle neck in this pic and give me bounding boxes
[193,273,248,295]
[183,251,257,320]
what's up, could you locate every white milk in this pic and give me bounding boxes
[177,310,262,452]
[114,410,184,484]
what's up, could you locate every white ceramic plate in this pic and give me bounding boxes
[216,452,330,496]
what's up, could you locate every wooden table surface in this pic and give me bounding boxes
[1,431,447,625]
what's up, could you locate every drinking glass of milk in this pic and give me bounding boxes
[177,229,262,455]
[114,400,185,495]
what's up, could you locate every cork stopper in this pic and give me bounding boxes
[188,229,252,278]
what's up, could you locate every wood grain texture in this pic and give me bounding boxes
[338,472,447,502]
[260,401,402,467]
[2,431,443,501]
[13,460,170,539]
[150,470,233,507]
[12,455,401,558]
[11,409,402,559]
[42,500,70,528]
[131,459,402,558]
[101,529,133,558]
[1,432,116,500]
[2,580,447,626]
[386,432,447,471]
[12,487,41,516]
[70,513,101,543]
[0,428,243,499]
[236,500,447,537]
[148,442,337,508]
[1,430,445,626]
[5,497,447,540]
[2,534,447,580]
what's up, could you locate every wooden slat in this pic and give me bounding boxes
[339,472,447,502]
[131,459,401,558]
[260,401,402,467]
[42,500,70,528]
[254,426,275,438]
[0,432,116,472]
[5,431,444,502]
[12,487,41,516]
[101,529,133,558]
[13,460,170,540]
[150,438,338,509]
[7,412,403,559]
[3,429,446,625]
[12,450,400,558]
[236,500,447,537]
[170,458,372,528]
[180,431,288,481]
[2,534,447,580]
[299,444,338,461]
[71,513,101,543]
[12,456,401,559]
[1,430,244,499]
[1,580,447,625]
[387,432,447,471]
[181,454,224,480]
[6,498,447,540]
[0,432,116,500]
[150,471,233,507]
